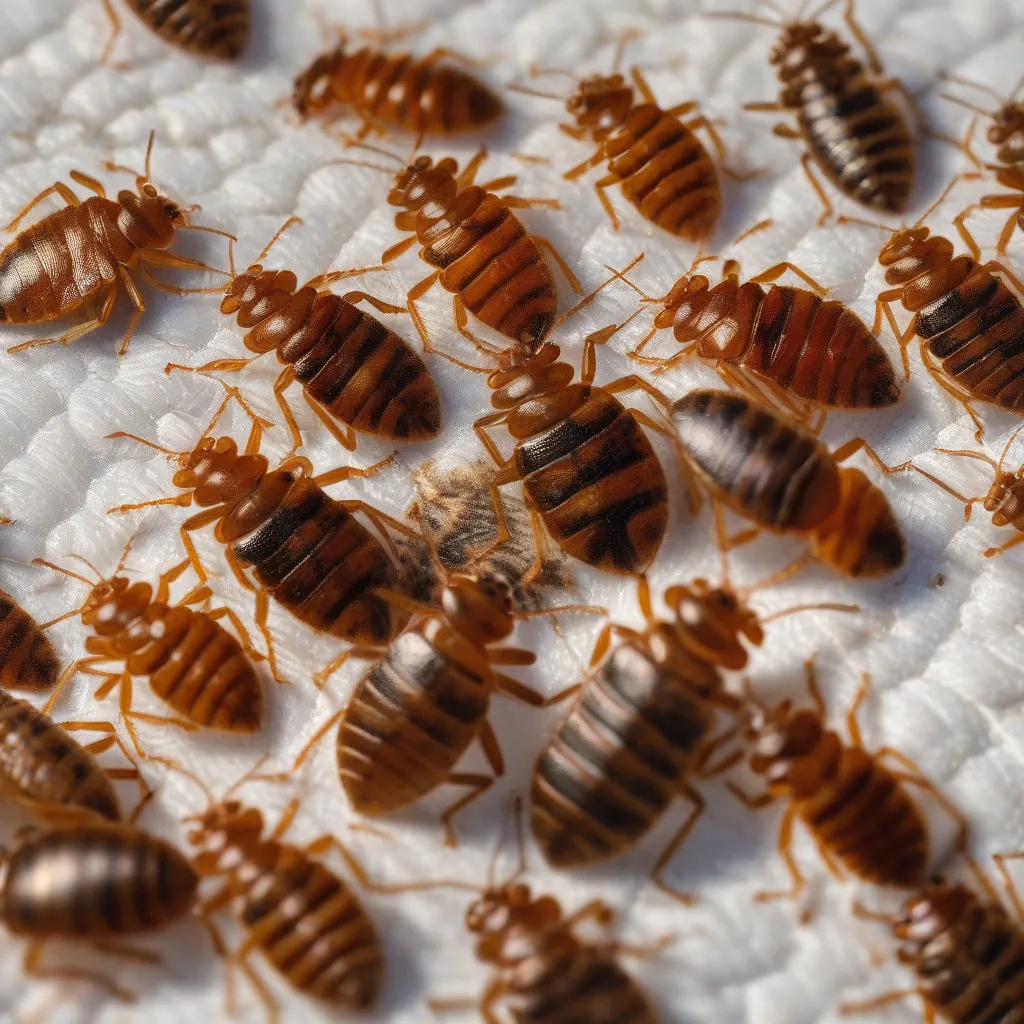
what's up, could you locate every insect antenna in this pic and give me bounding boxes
[506,82,566,101]
[939,71,1006,105]
[253,216,303,267]
[156,756,217,814]
[913,173,971,229]
[703,10,785,29]
[736,556,859,622]
[31,558,102,628]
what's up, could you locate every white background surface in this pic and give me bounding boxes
[2,0,1024,1021]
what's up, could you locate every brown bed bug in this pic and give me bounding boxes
[106,388,422,681]
[0,821,198,999]
[165,216,442,453]
[732,666,967,902]
[0,131,232,356]
[100,0,250,63]
[711,0,915,221]
[473,323,674,577]
[34,532,264,754]
[0,589,60,692]
[671,389,906,578]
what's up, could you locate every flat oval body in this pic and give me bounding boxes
[0,197,130,326]
[2,823,197,937]
[419,189,557,351]
[338,623,492,816]
[0,590,60,691]
[121,603,262,732]
[277,291,441,442]
[671,389,841,531]
[515,385,668,574]
[229,474,402,645]
[532,638,716,868]
[124,0,249,58]
[603,103,720,241]
[233,838,382,1009]
[0,691,120,821]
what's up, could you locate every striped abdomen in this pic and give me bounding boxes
[2,824,197,937]
[120,604,261,732]
[912,256,1024,413]
[124,0,249,58]
[0,691,120,821]
[671,389,841,531]
[234,840,382,1009]
[603,103,720,241]
[331,48,502,134]
[229,474,402,645]
[0,197,130,325]
[514,385,668,574]
[795,62,914,213]
[532,639,715,868]
[339,624,492,816]
[0,591,59,691]
[420,188,557,351]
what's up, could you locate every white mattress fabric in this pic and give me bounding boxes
[1,0,1024,1021]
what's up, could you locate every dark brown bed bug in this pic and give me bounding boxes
[166,217,442,453]
[474,325,674,577]
[106,388,420,681]
[34,533,264,754]
[671,389,906,578]
[101,0,250,63]
[711,0,915,221]
[0,589,60,692]
[0,131,232,356]
[1,821,198,999]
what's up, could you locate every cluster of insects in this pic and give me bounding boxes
[0,0,1023,1021]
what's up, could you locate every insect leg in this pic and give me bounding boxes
[684,114,765,181]
[441,771,495,846]
[984,258,1024,298]
[456,148,490,188]
[531,235,583,293]
[630,67,658,105]
[4,181,81,232]
[747,262,828,296]
[178,506,225,583]
[473,411,511,467]
[754,805,808,902]
[587,174,624,230]
[69,170,106,198]
[838,988,925,1018]
[450,297,512,369]
[799,154,835,226]
[41,656,110,715]
[588,622,647,668]
[650,782,706,904]
[8,285,119,354]
[493,672,580,707]
[98,0,122,66]
[253,587,288,685]
[204,605,267,664]
[270,367,309,453]
[563,147,609,181]
[61,720,153,818]
[996,204,1023,255]
[115,267,146,356]
[23,940,135,1001]
[842,0,884,74]
[381,233,418,264]
[312,645,384,693]
[404,271,444,353]
[339,290,404,315]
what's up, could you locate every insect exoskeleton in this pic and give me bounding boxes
[0,132,232,356]
[102,0,250,62]
[165,216,442,454]
[106,388,422,681]
[1,821,198,999]
[670,389,906,578]
[0,588,60,693]
[712,0,915,221]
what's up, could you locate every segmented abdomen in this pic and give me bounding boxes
[230,475,401,645]
[421,188,557,351]
[605,104,720,241]
[515,386,668,574]
[339,626,491,816]
[0,691,120,821]
[235,840,382,1009]
[0,591,59,691]
[125,0,249,58]
[532,640,715,868]
[671,389,841,531]
[2,824,197,937]
[914,257,1024,413]
[797,67,914,213]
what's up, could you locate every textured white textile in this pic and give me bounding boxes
[1,0,1024,1021]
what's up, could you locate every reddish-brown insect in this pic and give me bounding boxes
[0,132,231,356]
[713,0,915,221]
[0,589,60,692]
[1,821,198,999]
[474,327,673,577]
[166,217,442,453]
[106,389,419,680]
[101,0,250,63]
[614,251,900,416]
[35,534,264,754]
[733,667,966,901]
[671,389,906,578]
[293,37,503,139]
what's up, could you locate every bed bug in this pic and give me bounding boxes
[100,0,250,63]
[710,0,915,221]
[165,216,442,453]
[106,388,422,681]
[0,821,198,999]
[0,589,60,692]
[611,250,900,417]
[671,389,906,578]
[0,131,232,356]
[34,533,264,755]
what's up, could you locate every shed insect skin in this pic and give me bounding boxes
[670,389,906,578]
[166,216,442,454]
[712,0,915,222]
[0,132,232,356]
[106,389,421,681]
[102,0,250,63]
